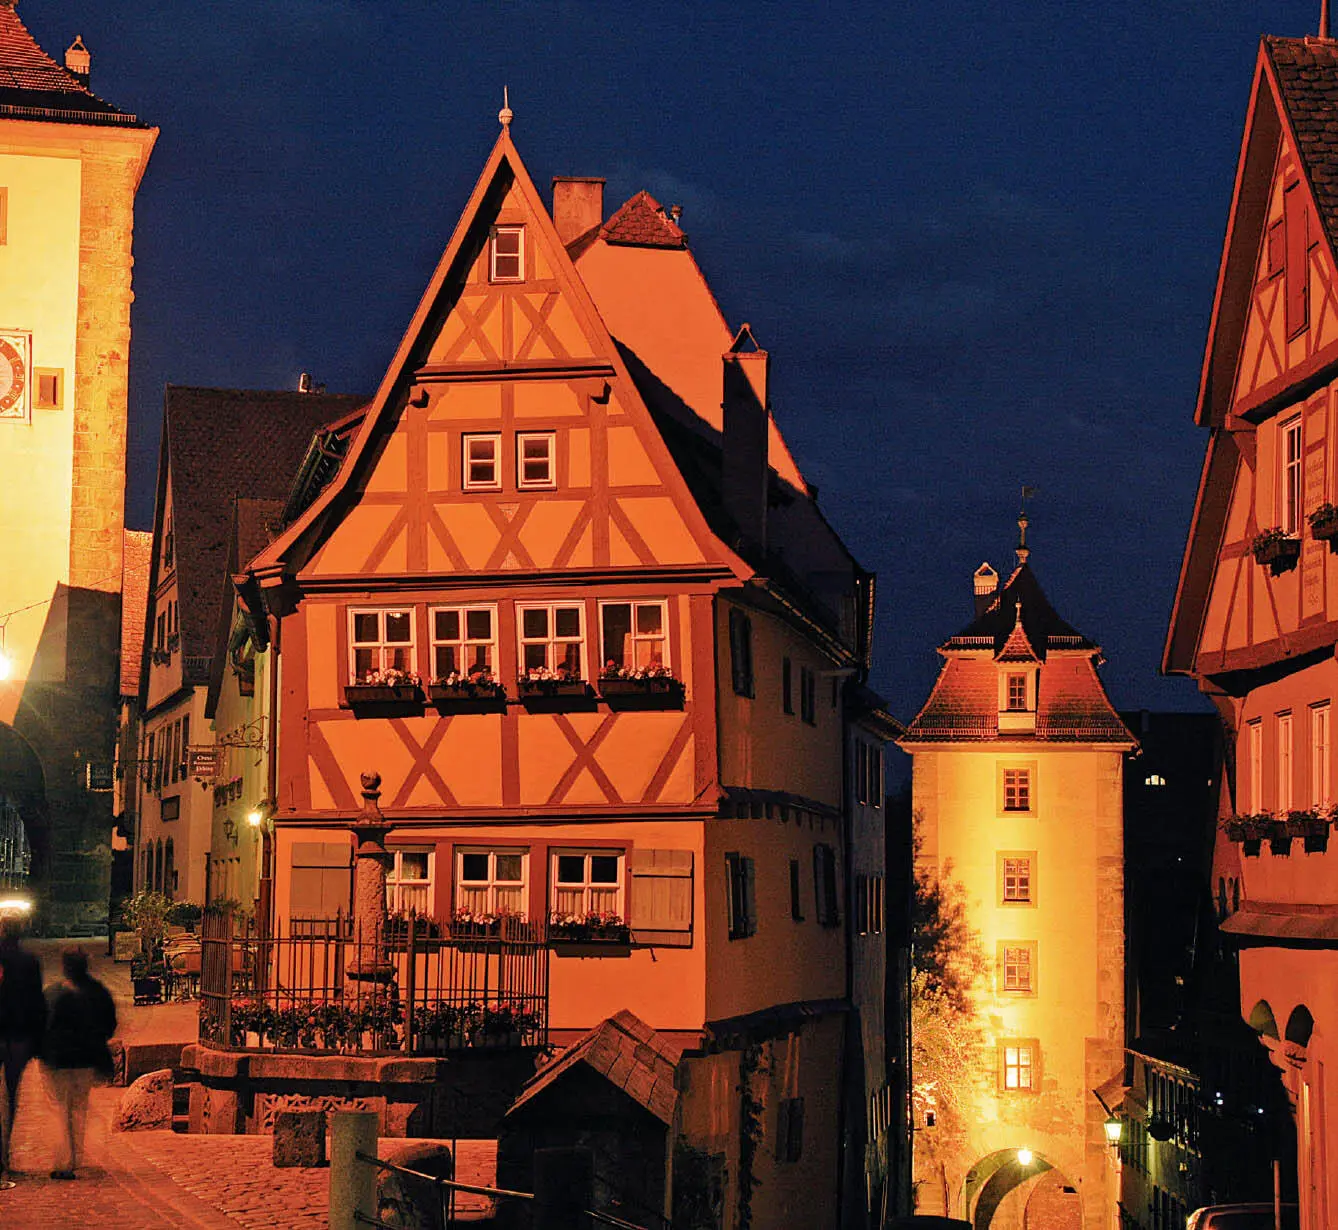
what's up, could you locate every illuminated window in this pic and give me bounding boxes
[1313,702,1331,807]
[600,600,667,672]
[430,605,496,680]
[1002,856,1032,904]
[1000,1042,1036,1091]
[516,432,555,489]
[386,848,433,914]
[1282,417,1303,535]
[1144,773,1167,787]
[519,603,584,678]
[456,848,527,918]
[490,225,524,282]
[1000,943,1034,993]
[1006,673,1027,711]
[552,849,623,918]
[1003,768,1032,813]
[1278,711,1294,812]
[462,433,501,490]
[349,608,415,682]
[0,188,6,245]
[1248,719,1263,813]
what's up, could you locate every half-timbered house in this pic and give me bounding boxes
[223,116,882,1227]
[1166,33,1338,1230]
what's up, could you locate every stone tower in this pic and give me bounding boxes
[900,537,1134,1230]
[0,3,155,929]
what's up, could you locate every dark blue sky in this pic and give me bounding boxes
[23,1,1314,722]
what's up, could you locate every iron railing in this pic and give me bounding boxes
[199,910,547,1055]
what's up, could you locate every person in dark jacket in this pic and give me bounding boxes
[0,916,44,1173]
[42,948,115,1179]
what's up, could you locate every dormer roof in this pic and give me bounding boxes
[996,601,1042,664]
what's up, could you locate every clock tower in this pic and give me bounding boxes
[0,2,155,929]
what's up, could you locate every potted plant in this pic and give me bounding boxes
[1222,813,1273,857]
[428,668,508,712]
[383,910,441,946]
[1311,503,1338,543]
[450,908,502,940]
[123,889,173,1000]
[167,900,203,933]
[1252,526,1301,573]
[518,666,588,700]
[344,668,424,711]
[598,661,684,704]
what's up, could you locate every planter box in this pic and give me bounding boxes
[1312,512,1338,543]
[1269,832,1293,856]
[598,677,684,708]
[518,679,588,699]
[550,938,632,957]
[1242,837,1262,858]
[1306,830,1331,854]
[428,683,507,713]
[1253,536,1301,573]
[344,684,424,716]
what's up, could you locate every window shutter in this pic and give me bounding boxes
[629,848,694,947]
[814,843,839,927]
[1286,182,1309,337]
[291,842,351,918]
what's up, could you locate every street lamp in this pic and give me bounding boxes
[1016,1148,1034,1167]
[1104,1116,1124,1146]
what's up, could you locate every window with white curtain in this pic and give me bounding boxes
[455,848,527,918]
[1313,703,1331,808]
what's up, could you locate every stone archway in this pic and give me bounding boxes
[963,1149,1082,1230]
[0,719,48,887]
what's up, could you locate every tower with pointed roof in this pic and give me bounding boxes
[901,530,1133,1229]
[0,3,155,928]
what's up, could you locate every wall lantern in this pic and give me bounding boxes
[1103,1116,1124,1145]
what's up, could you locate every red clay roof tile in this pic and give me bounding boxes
[1267,37,1338,256]
[599,190,687,249]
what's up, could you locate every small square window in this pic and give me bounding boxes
[1006,673,1027,711]
[1001,855,1033,904]
[517,432,556,489]
[463,433,501,490]
[1000,1042,1037,1091]
[1002,767,1032,813]
[551,848,623,918]
[349,607,415,682]
[490,225,524,282]
[33,368,62,410]
[999,942,1035,994]
[600,600,668,673]
[431,604,496,682]
[456,847,527,918]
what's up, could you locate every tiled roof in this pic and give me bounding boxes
[1266,37,1338,254]
[507,1009,682,1126]
[162,387,365,686]
[598,190,687,249]
[996,601,1041,663]
[119,529,152,699]
[0,6,139,125]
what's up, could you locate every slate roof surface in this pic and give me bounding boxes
[0,5,138,124]
[1266,37,1338,253]
[946,563,1094,655]
[119,529,153,698]
[163,388,365,687]
[507,1009,682,1125]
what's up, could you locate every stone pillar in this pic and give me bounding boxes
[348,772,394,983]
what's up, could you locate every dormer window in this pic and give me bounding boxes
[490,225,524,282]
[1006,673,1027,712]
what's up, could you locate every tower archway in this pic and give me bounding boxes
[962,1148,1081,1230]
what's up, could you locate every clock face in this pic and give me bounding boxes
[0,336,26,420]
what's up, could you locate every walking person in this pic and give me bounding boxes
[0,916,44,1176]
[42,949,116,1180]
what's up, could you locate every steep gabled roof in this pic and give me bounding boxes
[119,529,152,699]
[945,563,1094,656]
[156,387,365,687]
[507,1009,682,1125]
[0,6,142,126]
[600,190,688,249]
[1266,37,1338,255]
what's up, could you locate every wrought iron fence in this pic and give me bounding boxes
[199,910,547,1055]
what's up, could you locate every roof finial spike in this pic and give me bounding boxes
[498,85,513,130]
[1016,484,1036,566]
[1323,0,1332,39]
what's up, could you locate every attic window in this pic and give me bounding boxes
[1005,673,1027,712]
[490,226,524,282]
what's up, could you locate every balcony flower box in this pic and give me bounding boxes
[598,665,684,707]
[1252,527,1301,574]
[428,673,508,713]
[345,671,424,714]
[1311,504,1338,544]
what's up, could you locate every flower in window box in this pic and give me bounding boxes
[1251,527,1301,573]
[1311,503,1338,543]
[518,666,588,698]
[450,907,502,939]
[1286,808,1332,853]
[428,668,508,708]
[345,669,424,706]
[598,660,683,698]
[547,910,630,944]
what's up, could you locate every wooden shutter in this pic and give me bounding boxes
[629,848,693,947]
[290,841,351,919]
[1286,182,1309,337]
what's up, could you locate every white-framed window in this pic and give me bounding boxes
[1002,856,1032,903]
[1283,416,1303,536]
[463,433,502,490]
[430,605,497,680]
[386,847,433,914]
[1006,673,1027,711]
[1248,718,1263,812]
[456,847,527,918]
[519,603,584,677]
[599,600,668,673]
[1001,943,1034,993]
[1279,711,1294,812]
[551,849,623,918]
[490,225,524,282]
[1001,1043,1036,1091]
[516,432,556,489]
[1003,767,1032,813]
[1313,702,1331,808]
[349,608,415,681]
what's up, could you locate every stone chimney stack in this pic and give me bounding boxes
[722,324,770,553]
[552,176,605,245]
[64,35,90,87]
[973,562,999,618]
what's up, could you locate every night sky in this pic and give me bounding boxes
[20,1,1315,726]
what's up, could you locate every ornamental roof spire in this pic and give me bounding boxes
[498,86,513,129]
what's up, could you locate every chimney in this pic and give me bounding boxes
[722,324,770,552]
[65,35,90,87]
[552,177,605,245]
[973,562,999,618]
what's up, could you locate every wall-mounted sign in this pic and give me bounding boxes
[85,762,114,792]
[0,332,30,422]
[188,746,220,780]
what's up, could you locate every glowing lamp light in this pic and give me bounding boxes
[0,897,33,914]
[1103,1116,1124,1145]
[0,649,11,682]
[247,809,264,828]
[1016,1148,1034,1167]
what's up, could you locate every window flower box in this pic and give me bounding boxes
[1311,504,1338,544]
[1222,813,1273,857]
[598,666,684,707]
[1285,809,1331,853]
[428,673,507,713]
[548,911,631,954]
[518,672,589,702]
[345,670,424,714]
[1252,527,1301,574]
